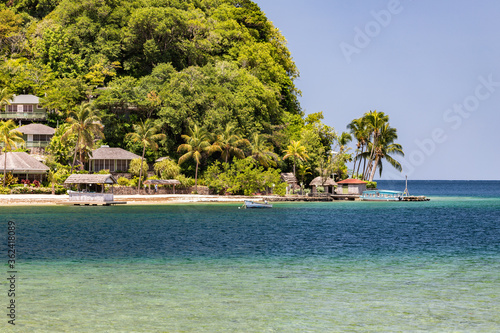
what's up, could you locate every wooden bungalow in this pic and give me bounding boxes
[0,152,49,181]
[89,146,141,172]
[309,176,337,195]
[280,172,299,194]
[1,94,47,121]
[64,174,119,203]
[336,178,367,195]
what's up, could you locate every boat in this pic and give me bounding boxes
[242,200,273,208]
[360,190,404,201]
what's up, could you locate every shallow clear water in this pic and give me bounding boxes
[1,181,500,332]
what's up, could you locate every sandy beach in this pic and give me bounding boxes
[0,194,278,206]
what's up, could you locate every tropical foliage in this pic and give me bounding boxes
[0,120,24,186]
[0,0,406,191]
[347,111,404,181]
[125,119,166,191]
[62,102,104,172]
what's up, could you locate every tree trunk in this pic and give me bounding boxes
[70,134,79,174]
[3,150,6,187]
[137,145,146,194]
[368,155,380,182]
[361,144,367,180]
[194,160,199,192]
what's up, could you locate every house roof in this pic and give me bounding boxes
[337,178,367,185]
[143,179,181,185]
[281,172,297,184]
[64,174,117,184]
[0,152,49,173]
[155,156,171,162]
[90,146,141,160]
[9,94,40,104]
[16,123,55,135]
[309,176,337,186]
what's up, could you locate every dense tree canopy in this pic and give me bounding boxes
[1,0,365,185]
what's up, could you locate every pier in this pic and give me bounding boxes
[402,196,430,201]
[57,201,127,206]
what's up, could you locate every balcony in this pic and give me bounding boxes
[0,141,50,149]
[0,112,47,120]
[25,141,50,148]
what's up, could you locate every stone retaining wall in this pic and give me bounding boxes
[109,185,210,195]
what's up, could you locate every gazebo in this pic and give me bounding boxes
[64,174,118,202]
[309,176,337,195]
[143,179,181,194]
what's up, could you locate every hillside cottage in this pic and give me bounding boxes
[1,94,47,121]
[89,146,141,173]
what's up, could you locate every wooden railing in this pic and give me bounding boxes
[0,112,47,120]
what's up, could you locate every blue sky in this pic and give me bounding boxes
[254,0,500,180]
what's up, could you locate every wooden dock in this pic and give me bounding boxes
[57,201,127,206]
[402,196,430,201]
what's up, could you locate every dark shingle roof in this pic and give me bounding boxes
[90,147,141,160]
[143,179,181,185]
[0,152,49,173]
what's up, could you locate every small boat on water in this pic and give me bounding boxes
[242,200,273,208]
[360,190,404,201]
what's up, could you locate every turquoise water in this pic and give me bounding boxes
[2,181,500,332]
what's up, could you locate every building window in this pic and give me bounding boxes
[24,105,33,112]
[116,160,128,172]
[33,135,52,142]
[7,105,16,113]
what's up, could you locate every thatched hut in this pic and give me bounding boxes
[309,176,337,194]
[280,172,299,194]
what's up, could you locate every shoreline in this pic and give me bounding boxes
[0,194,282,206]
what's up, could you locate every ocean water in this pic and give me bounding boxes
[1,181,500,332]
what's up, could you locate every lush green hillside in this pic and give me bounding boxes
[2,0,356,185]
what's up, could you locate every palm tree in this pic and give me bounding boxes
[347,117,370,178]
[0,120,24,186]
[214,124,249,163]
[367,124,404,181]
[63,102,104,173]
[0,88,13,111]
[363,110,389,179]
[283,140,309,178]
[125,119,166,193]
[248,133,278,168]
[178,124,220,191]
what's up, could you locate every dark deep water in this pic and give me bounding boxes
[1,180,499,331]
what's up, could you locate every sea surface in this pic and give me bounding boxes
[1,180,500,332]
